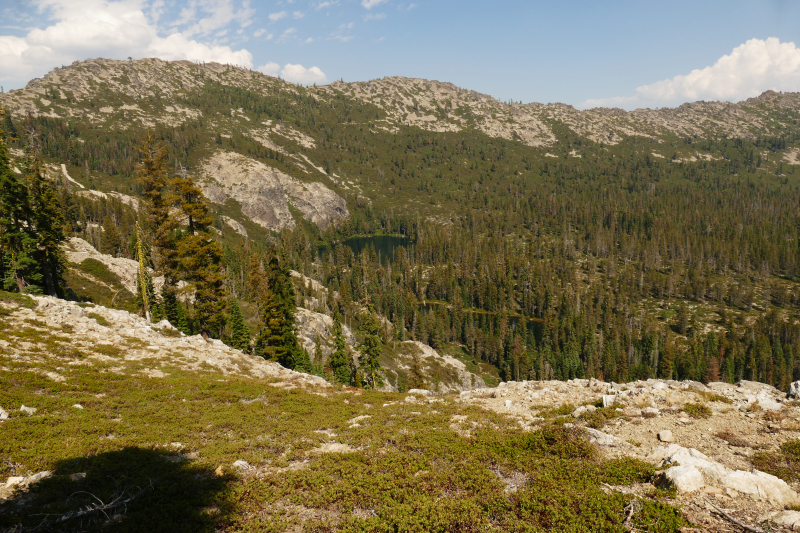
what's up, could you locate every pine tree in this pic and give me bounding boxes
[357,304,383,389]
[169,172,228,338]
[101,214,122,257]
[254,255,302,369]
[228,298,251,353]
[134,222,154,322]
[25,150,66,296]
[407,352,425,390]
[329,309,350,384]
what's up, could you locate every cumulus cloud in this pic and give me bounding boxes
[580,38,800,110]
[257,61,280,76]
[364,12,385,20]
[281,63,327,84]
[268,11,287,22]
[0,0,255,89]
[257,62,328,84]
[362,0,387,9]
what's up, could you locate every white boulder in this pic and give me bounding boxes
[655,465,705,493]
[720,470,800,507]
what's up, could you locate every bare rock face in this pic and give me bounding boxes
[63,237,141,295]
[393,341,486,393]
[200,151,348,232]
[293,307,357,361]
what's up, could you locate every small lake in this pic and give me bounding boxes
[342,235,413,265]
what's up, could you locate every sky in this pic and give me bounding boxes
[1,0,800,110]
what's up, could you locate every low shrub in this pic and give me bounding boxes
[683,402,712,419]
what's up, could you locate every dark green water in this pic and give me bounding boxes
[342,235,412,264]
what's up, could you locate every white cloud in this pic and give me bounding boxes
[293,11,304,19]
[364,12,385,20]
[253,28,265,37]
[362,0,387,9]
[277,27,296,42]
[257,62,328,84]
[580,38,800,110]
[315,1,338,9]
[268,11,287,22]
[281,63,327,84]
[338,22,354,29]
[304,37,313,43]
[257,61,280,76]
[0,0,255,89]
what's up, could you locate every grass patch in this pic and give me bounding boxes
[87,312,109,327]
[696,391,733,404]
[0,290,36,309]
[715,430,749,447]
[683,403,712,419]
[751,439,800,482]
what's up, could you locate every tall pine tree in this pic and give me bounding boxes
[254,254,302,369]
[329,309,350,384]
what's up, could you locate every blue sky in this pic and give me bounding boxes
[2,0,800,109]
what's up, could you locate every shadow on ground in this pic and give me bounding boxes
[0,447,232,532]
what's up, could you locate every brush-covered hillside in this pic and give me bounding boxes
[2,58,800,393]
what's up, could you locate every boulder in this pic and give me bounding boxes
[0,407,8,421]
[789,381,800,399]
[584,428,622,447]
[720,470,800,507]
[232,460,252,472]
[642,407,660,416]
[762,510,800,530]
[20,405,36,416]
[407,389,434,396]
[657,430,674,443]
[602,395,616,408]
[655,466,705,493]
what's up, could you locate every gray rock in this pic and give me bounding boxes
[0,407,8,421]
[789,381,800,399]
[20,405,37,415]
[762,510,800,530]
[654,465,705,493]
[720,469,800,507]
[585,428,622,447]
[72,404,84,409]
[657,430,674,443]
[602,395,616,408]
[69,472,87,481]
[407,389,434,396]
[232,460,252,471]
[642,407,660,416]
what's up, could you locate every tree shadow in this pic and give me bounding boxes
[0,447,233,532]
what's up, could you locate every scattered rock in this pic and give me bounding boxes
[4,477,24,488]
[658,430,674,443]
[20,405,37,416]
[72,404,83,409]
[69,472,86,481]
[642,407,660,417]
[214,465,224,477]
[0,407,8,421]
[602,395,616,408]
[788,381,800,399]
[504,400,513,408]
[572,405,597,418]
[407,389,433,396]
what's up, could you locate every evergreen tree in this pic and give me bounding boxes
[357,304,383,389]
[329,309,350,384]
[101,214,122,257]
[227,298,251,353]
[24,150,66,296]
[255,255,302,369]
[169,172,228,338]
[407,352,425,390]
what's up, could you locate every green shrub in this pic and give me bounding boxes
[87,312,109,326]
[683,402,712,419]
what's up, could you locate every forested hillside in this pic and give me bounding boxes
[1,58,799,392]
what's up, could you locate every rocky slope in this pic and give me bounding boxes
[2,58,798,150]
[462,378,800,530]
